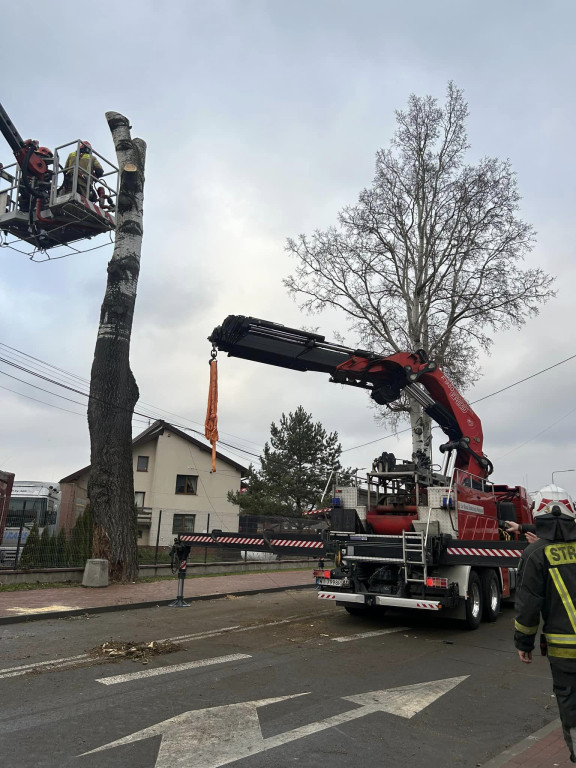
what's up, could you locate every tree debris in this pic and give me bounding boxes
[89,640,180,663]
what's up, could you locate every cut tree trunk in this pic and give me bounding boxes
[87,112,146,582]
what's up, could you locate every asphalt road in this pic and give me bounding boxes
[0,589,557,768]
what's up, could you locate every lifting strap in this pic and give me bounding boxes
[205,355,219,472]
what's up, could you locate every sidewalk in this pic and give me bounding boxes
[481,718,573,767]
[0,569,571,766]
[0,568,312,624]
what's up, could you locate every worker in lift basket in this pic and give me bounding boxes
[63,141,103,200]
[514,503,576,763]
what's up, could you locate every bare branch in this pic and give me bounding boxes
[284,83,555,459]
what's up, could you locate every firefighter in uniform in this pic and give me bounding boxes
[515,502,576,763]
[63,141,103,200]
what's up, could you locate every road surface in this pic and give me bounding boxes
[0,588,555,767]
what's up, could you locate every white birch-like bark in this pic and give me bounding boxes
[87,113,146,582]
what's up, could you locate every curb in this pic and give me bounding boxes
[479,718,562,767]
[0,583,315,625]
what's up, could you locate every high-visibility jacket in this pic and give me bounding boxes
[515,513,576,683]
[65,151,103,179]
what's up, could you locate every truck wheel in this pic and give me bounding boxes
[481,570,501,622]
[465,571,483,630]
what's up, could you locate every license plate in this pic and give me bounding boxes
[317,577,349,587]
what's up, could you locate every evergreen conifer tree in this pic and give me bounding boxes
[228,406,352,523]
[39,527,51,567]
[19,522,41,567]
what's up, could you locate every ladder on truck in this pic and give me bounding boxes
[402,531,428,584]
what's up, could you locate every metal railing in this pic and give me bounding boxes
[0,140,118,219]
[51,140,118,210]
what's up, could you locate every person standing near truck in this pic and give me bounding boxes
[514,503,576,763]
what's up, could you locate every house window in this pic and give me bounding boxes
[137,456,149,472]
[134,491,145,510]
[175,475,197,495]
[172,514,196,534]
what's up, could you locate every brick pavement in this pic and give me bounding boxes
[0,568,313,624]
[481,718,574,767]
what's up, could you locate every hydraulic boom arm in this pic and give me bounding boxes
[0,101,48,179]
[209,315,493,478]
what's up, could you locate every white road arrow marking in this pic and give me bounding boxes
[80,676,468,767]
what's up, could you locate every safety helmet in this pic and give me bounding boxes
[80,141,92,152]
[532,484,576,518]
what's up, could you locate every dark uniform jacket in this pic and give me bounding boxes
[515,513,576,685]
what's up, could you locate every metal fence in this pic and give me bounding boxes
[0,510,317,570]
[0,503,93,569]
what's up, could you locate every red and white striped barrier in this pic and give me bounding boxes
[446,547,523,558]
[80,195,115,225]
[180,534,323,550]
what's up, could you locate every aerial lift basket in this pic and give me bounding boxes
[0,140,119,250]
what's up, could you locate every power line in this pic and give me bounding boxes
[3,340,576,462]
[0,383,87,417]
[495,404,576,460]
[471,352,576,405]
[0,355,259,460]
[342,352,576,453]
[0,343,264,454]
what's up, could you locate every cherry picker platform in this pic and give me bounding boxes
[0,102,118,251]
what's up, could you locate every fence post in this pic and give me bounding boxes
[154,510,162,566]
[204,513,210,565]
[14,507,25,568]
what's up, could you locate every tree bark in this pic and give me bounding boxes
[87,113,146,582]
[408,401,433,467]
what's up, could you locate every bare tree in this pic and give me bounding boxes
[285,83,555,462]
[87,113,146,582]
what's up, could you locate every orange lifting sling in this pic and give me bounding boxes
[205,357,219,472]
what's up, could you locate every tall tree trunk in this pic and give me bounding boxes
[87,113,146,582]
[409,401,433,467]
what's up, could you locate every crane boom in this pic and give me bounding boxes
[208,314,376,373]
[209,314,493,478]
[0,102,25,154]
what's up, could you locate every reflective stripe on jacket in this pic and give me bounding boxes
[65,151,103,178]
[515,538,576,657]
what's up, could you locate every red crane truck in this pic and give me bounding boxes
[195,315,534,629]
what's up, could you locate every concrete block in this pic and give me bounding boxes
[82,559,109,588]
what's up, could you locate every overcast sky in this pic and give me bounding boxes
[1,0,575,498]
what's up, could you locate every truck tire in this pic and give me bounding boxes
[465,571,483,630]
[481,569,501,622]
